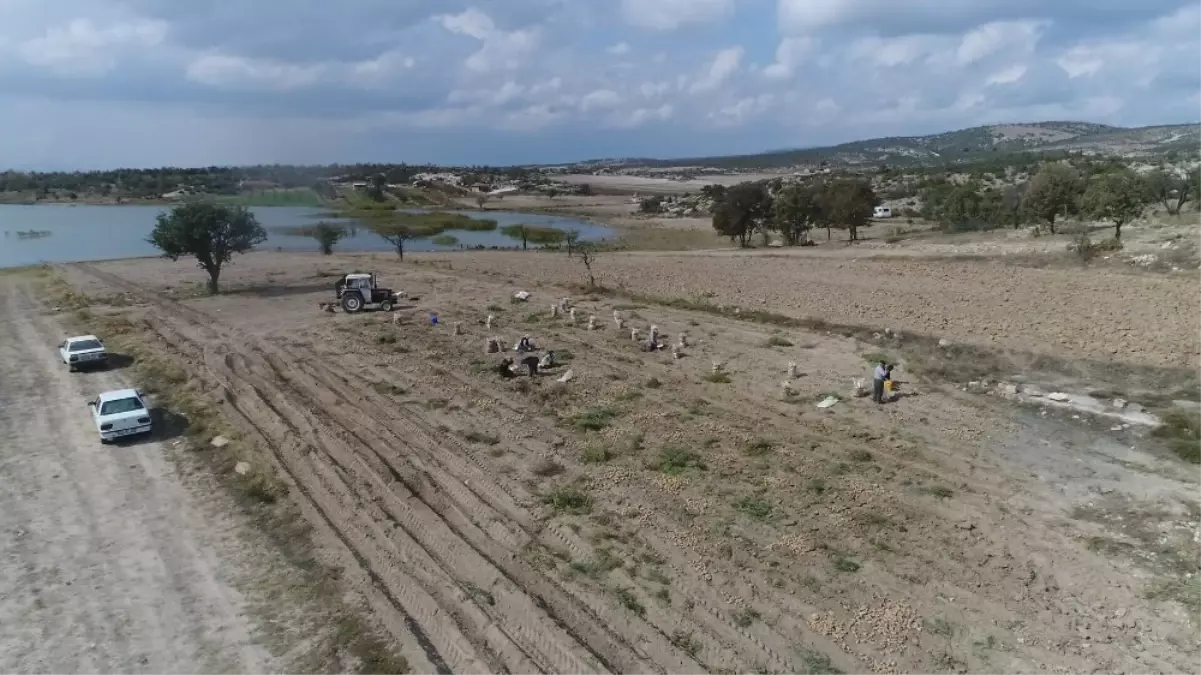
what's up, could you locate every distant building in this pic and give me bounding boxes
[873,206,893,218]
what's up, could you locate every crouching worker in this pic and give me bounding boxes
[495,357,516,379]
[521,355,540,377]
[872,361,888,404]
[538,350,556,370]
[515,335,535,353]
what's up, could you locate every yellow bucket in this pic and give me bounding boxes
[884,380,894,393]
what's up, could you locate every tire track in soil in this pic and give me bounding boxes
[69,264,664,674]
[306,315,859,673]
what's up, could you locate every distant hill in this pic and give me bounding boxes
[595,122,1200,170]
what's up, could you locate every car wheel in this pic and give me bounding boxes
[99,437,110,445]
[379,300,393,312]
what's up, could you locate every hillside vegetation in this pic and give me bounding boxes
[585,122,1201,170]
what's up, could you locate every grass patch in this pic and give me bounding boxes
[542,485,591,515]
[832,556,860,573]
[461,430,500,446]
[670,630,702,658]
[848,449,873,462]
[616,390,643,402]
[924,617,954,637]
[857,511,891,528]
[372,382,406,397]
[652,446,706,475]
[569,407,619,432]
[424,398,449,410]
[581,443,614,464]
[806,478,827,495]
[733,607,761,628]
[614,588,646,617]
[531,458,565,477]
[645,377,662,389]
[921,485,954,500]
[860,351,896,365]
[1144,576,1201,617]
[333,614,412,674]
[704,371,732,384]
[797,648,842,674]
[1152,411,1201,464]
[569,549,622,578]
[764,335,794,347]
[733,495,773,520]
[486,304,505,312]
[743,438,774,456]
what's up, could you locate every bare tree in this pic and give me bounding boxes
[578,244,598,289]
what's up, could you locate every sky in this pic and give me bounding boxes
[0,0,1198,170]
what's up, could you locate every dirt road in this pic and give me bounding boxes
[0,277,272,673]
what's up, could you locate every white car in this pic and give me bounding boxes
[88,388,153,444]
[59,335,108,372]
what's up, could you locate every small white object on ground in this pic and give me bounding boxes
[485,314,495,329]
[211,435,230,449]
[234,461,250,475]
[587,315,597,330]
[711,361,724,374]
[787,362,798,379]
[816,396,839,409]
[677,333,688,348]
[616,318,626,329]
[569,308,577,324]
[1112,398,1127,409]
[1048,392,1070,402]
[850,378,866,397]
[671,345,681,359]
[938,338,951,348]
[513,291,531,301]
[556,369,575,384]
[631,328,640,341]
[550,304,559,317]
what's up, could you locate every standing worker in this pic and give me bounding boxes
[872,361,888,404]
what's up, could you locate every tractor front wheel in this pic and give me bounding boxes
[341,295,363,313]
[379,300,394,312]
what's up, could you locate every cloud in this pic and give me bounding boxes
[689,46,743,93]
[620,0,735,30]
[0,0,1195,168]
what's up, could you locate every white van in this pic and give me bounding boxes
[873,206,892,219]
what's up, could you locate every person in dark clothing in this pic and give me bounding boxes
[520,355,540,377]
[871,361,888,404]
[495,357,516,379]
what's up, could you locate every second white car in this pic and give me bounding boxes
[88,388,153,444]
[59,335,108,372]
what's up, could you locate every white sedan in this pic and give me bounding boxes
[88,388,153,444]
[59,335,108,372]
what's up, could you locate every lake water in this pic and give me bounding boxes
[0,204,615,269]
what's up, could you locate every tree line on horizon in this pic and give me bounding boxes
[703,160,1201,246]
[0,163,536,200]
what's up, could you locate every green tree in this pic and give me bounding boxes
[147,203,267,294]
[773,184,819,245]
[501,224,565,248]
[371,218,443,260]
[1083,170,1147,241]
[311,222,347,254]
[1023,163,1081,234]
[1143,168,1198,215]
[712,181,772,248]
[819,178,876,242]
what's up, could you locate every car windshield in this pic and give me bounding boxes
[99,397,144,416]
[69,339,103,351]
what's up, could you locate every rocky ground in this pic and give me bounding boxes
[28,248,1200,674]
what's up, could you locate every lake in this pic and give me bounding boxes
[0,204,615,269]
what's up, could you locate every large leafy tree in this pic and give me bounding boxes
[1083,170,1148,240]
[773,184,819,245]
[820,178,876,242]
[147,202,267,294]
[712,181,772,248]
[1023,163,1081,234]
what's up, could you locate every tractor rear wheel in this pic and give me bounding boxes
[341,295,363,313]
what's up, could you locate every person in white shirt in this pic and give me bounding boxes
[872,361,889,403]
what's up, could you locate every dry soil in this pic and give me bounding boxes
[21,250,1198,674]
